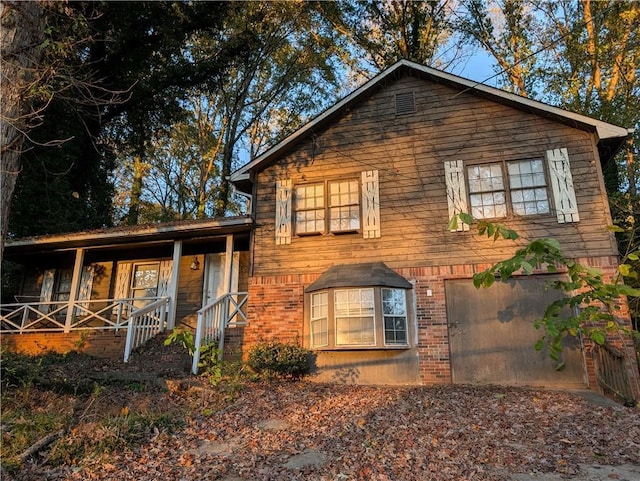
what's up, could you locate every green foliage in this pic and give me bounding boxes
[164,328,196,356]
[164,329,226,385]
[197,343,223,386]
[247,340,311,379]
[458,213,640,368]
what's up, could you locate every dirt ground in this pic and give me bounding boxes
[2,337,638,481]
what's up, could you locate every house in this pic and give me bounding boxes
[2,60,638,399]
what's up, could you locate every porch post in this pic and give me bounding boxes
[167,240,182,330]
[224,234,234,293]
[64,248,85,333]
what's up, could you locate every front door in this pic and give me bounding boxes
[203,253,239,306]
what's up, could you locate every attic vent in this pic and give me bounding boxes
[395,92,415,115]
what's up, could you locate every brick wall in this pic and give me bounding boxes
[1,330,127,359]
[244,256,639,395]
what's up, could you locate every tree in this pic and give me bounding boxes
[328,0,462,71]
[1,1,47,253]
[457,0,538,96]
[114,1,346,221]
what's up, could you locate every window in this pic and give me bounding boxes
[329,180,360,232]
[467,159,550,219]
[382,288,408,345]
[131,263,160,307]
[294,179,360,235]
[335,289,375,345]
[309,287,409,349]
[53,269,73,301]
[294,183,325,234]
[507,159,549,215]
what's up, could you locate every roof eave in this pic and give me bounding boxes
[4,217,253,253]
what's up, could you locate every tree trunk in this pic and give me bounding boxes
[126,155,145,225]
[0,1,46,257]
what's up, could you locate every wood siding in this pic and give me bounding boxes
[252,75,616,276]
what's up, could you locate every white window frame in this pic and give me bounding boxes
[131,262,160,307]
[294,178,361,236]
[308,287,410,350]
[334,288,376,346]
[310,291,329,348]
[466,158,550,219]
[382,287,408,346]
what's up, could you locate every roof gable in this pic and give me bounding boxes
[231,59,630,188]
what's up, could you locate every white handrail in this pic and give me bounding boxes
[123,297,170,363]
[191,292,248,374]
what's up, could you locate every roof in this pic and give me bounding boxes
[230,59,631,191]
[305,262,412,293]
[3,216,253,255]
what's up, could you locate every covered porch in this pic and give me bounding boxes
[1,217,252,364]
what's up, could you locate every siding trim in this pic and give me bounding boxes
[361,170,381,239]
[547,148,580,223]
[444,160,470,232]
[275,179,292,245]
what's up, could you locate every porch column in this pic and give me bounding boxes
[224,234,234,293]
[64,248,85,333]
[167,240,182,330]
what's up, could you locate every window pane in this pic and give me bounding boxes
[467,163,505,218]
[295,184,325,234]
[311,292,328,348]
[334,288,375,345]
[382,288,407,345]
[132,263,159,307]
[296,209,325,234]
[329,180,360,233]
[133,264,159,289]
[336,316,375,345]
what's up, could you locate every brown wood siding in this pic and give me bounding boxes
[175,254,204,329]
[253,75,616,276]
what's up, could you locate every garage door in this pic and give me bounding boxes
[445,277,585,387]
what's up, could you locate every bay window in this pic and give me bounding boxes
[309,286,410,349]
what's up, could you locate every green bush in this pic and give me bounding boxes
[247,340,311,379]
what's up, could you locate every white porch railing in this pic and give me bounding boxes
[123,297,170,363]
[1,297,170,363]
[192,292,248,374]
[0,298,162,333]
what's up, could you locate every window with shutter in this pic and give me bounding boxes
[279,170,380,243]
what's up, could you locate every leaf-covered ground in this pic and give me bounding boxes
[4,377,639,481]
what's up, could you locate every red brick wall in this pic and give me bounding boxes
[241,275,311,350]
[243,256,639,395]
[1,330,127,359]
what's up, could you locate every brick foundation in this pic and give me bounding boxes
[1,330,127,359]
[244,256,639,397]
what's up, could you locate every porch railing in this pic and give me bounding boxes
[593,343,636,405]
[123,297,170,363]
[192,292,248,374]
[0,298,165,333]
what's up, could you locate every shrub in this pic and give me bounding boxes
[247,340,311,379]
